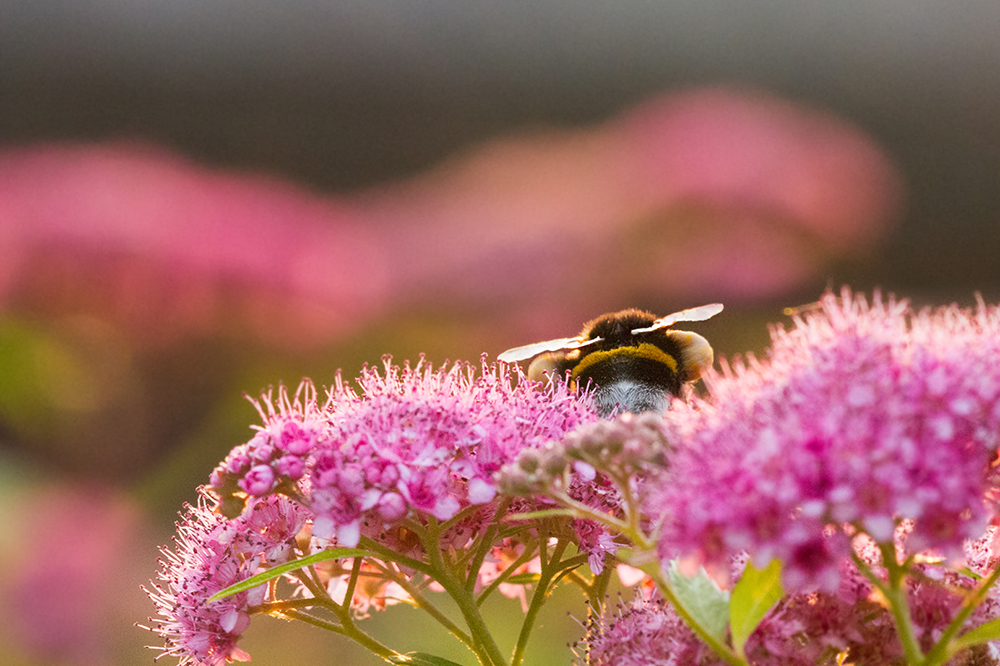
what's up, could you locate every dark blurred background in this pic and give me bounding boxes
[1,2,998,665]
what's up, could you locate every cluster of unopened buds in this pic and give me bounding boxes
[208,416,321,516]
[145,289,1000,666]
[498,411,670,497]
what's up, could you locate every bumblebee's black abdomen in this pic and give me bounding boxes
[572,345,684,397]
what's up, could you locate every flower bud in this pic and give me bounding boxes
[517,449,541,474]
[541,449,568,476]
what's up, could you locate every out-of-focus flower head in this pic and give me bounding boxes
[0,87,903,355]
[651,288,1000,592]
[0,143,390,347]
[0,485,142,666]
[357,87,902,324]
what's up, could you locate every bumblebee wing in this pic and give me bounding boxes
[498,335,603,363]
[630,303,723,334]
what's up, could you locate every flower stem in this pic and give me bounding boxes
[367,558,476,649]
[475,537,541,607]
[585,560,613,615]
[510,536,570,666]
[280,608,402,662]
[465,499,512,596]
[923,557,1000,665]
[853,543,924,665]
[424,519,509,666]
[881,542,925,665]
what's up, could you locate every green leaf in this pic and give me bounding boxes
[207,548,369,602]
[503,508,577,522]
[730,559,783,659]
[958,566,983,581]
[955,617,1000,650]
[388,652,468,666]
[667,560,731,644]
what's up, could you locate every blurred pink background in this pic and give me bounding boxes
[2,3,998,664]
[0,86,902,666]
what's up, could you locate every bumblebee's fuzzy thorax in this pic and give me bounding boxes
[580,309,659,347]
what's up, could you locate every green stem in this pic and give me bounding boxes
[587,557,613,615]
[510,537,570,666]
[342,556,364,609]
[424,520,509,666]
[853,543,924,665]
[280,608,401,662]
[924,557,1000,665]
[476,538,542,606]
[252,597,331,615]
[466,499,512,595]
[294,565,336,606]
[367,558,476,649]
[884,574,924,664]
[881,542,924,665]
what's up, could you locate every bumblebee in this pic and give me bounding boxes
[498,304,722,416]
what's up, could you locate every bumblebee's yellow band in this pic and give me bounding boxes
[571,343,678,378]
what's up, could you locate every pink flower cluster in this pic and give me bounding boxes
[306,358,596,546]
[745,530,1000,664]
[652,289,1000,591]
[144,492,307,666]
[209,358,597,541]
[582,533,1000,666]
[576,593,727,666]
[209,396,323,513]
[148,359,598,664]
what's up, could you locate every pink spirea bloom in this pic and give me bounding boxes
[144,492,307,666]
[212,357,597,548]
[745,531,1000,665]
[210,385,324,509]
[652,289,1000,592]
[583,533,1000,666]
[308,358,597,547]
[576,593,728,666]
[152,358,596,663]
